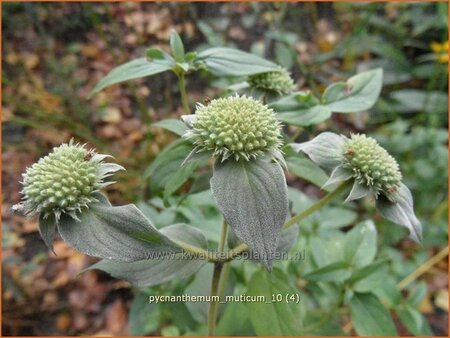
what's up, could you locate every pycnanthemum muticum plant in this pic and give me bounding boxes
[292,132,422,242]
[14,140,124,221]
[248,67,295,94]
[183,95,283,161]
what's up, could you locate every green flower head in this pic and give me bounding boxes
[183,95,283,162]
[248,67,295,94]
[13,140,124,221]
[292,132,422,243]
[342,134,402,199]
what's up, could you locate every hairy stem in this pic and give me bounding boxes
[207,221,228,336]
[178,72,190,114]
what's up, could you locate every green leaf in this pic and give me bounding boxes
[269,91,331,126]
[58,203,180,262]
[376,183,422,243]
[86,224,207,287]
[90,58,172,96]
[396,304,433,336]
[152,119,187,136]
[129,292,161,335]
[322,68,383,113]
[344,220,377,268]
[285,155,328,187]
[197,47,278,77]
[304,261,352,282]
[170,30,185,62]
[350,293,397,336]
[210,159,289,270]
[38,213,56,253]
[291,132,345,170]
[247,269,302,335]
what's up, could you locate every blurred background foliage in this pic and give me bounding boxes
[2,2,448,336]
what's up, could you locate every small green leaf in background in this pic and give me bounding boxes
[128,292,161,335]
[270,91,331,126]
[344,220,377,268]
[58,203,180,262]
[389,89,448,114]
[170,30,185,62]
[285,154,329,188]
[247,269,302,335]
[197,47,279,76]
[322,68,383,113]
[304,261,352,282]
[86,224,208,287]
[350,292,398,336]
[210,158,289,270]
[90,58,173,96]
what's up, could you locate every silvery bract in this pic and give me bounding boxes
[291,132,422,242]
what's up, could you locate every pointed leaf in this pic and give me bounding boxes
[210,159,289,270]
[97,163,125,178]
[170,30,185,62]
[90,58,172,96]
[376,183,422,243]
[38,213,57,253]
[86,224,207,287]
[58,203,180,262]
[290,132,345,170]
[153,119,188,136]
[197,47,278,77]
[323,68,383,113]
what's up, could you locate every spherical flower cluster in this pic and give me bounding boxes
[248,67,295,94]
[342,134,402,198]
[15,140,123,220]
[185,95,282,161]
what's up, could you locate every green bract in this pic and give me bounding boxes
[183,95,282,161]
[343,134,402,201]
[14,140,124,221]
[248,67,295,94]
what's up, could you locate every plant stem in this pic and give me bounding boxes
[207,221,228,336]
[397,245,449,290]
[177,72,190,114]
[283,181,350,229]
[225,181,351,260]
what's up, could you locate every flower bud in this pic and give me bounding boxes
[342,134,402,198]
[15,140,123,220]
[248,67,295,94]
[187,95,282,161]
